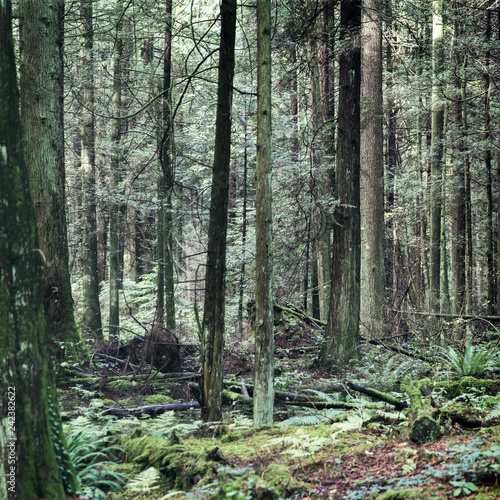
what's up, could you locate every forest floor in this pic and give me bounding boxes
[60,310,500,499]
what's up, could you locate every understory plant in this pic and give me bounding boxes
[439,341,496,377]
[66,429,128,499]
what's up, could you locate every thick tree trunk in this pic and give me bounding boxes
[0,3,78,496]
[200,0,237,422]
[80,0,102,337]
[360,0,386,339]
[254,0,275,426]
[319,0,361,370]
[18,0,85,359]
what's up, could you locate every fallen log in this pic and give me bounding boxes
[362,338,435,364]
[406,383,441,444]
[346,382,409,411]
[101,401,200,417]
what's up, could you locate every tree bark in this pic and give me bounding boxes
[80,0,102,337]
[319,0,362,370]
[18,0,85,359]
[200,0,237,422]
[450,1,466,322]
[157,0,176,330]
[317,0,334,315]
[0,3,78,496]
[429,0,445,313]
[254,0,275,426]
[360,0,386,339]
[109,1,124,341]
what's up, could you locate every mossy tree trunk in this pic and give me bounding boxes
[18,0,86,360]
[319,0,361,370]
[254,0,275,426]
[80,0,102,337]
[200,0,237,422]
[0,3,79,496]
[360,0,386,339]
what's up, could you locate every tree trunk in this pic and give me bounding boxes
[484,2,495,314]
[0,3,78,496]
[200,0,237,422]
[317,0,334,316]
[18,0,85,359]
[157,0,176,330]
[360,0,386,339]
[80,0,102,337]
[108,1,124,341]
[429,0,445,313]
[254,0,275,426]
[450,4,466,320]
[319,0,361,370]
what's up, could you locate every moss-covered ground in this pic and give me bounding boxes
[60,319,500,499]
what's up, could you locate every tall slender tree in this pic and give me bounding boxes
[108,0,124,340]
[157,0,176,329]
[360,0,385,339]
[80,0,102,337]
[0,1,78,496]
[450,0,466,318]
[254,0,275,425]
[18,0,85,358]
[319,0,361,370]
[429,0,445,313]
[200,0,237,421]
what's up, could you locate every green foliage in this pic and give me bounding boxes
[125,466,160,493]
[450,479,477,497]
[277,408,345,427]
[438,341,496,377]
[267,428,330,459]
[66,429,128,499]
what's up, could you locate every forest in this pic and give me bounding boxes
[2,0,500,498]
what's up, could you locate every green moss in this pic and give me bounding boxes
[117,398,134,407]
[376,490,421,500]
[440,377,500,398]
[108,378,138,392]
[143,395,175,405]
[121,435,219,490]
[263,464,303,495]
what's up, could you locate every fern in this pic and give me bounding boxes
[126,467,160,492]
[278,407,344,427]
[267,428,330,458]
[484,406,500,422]
[439,341,495,377]
[66,429,128,499]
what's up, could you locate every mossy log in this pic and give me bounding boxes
[58,371,199,389]
[440,376,500,398]
[406,383,441,444]
[347,382,409,410]
[363,338,435,364]
[101,401,200,417]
